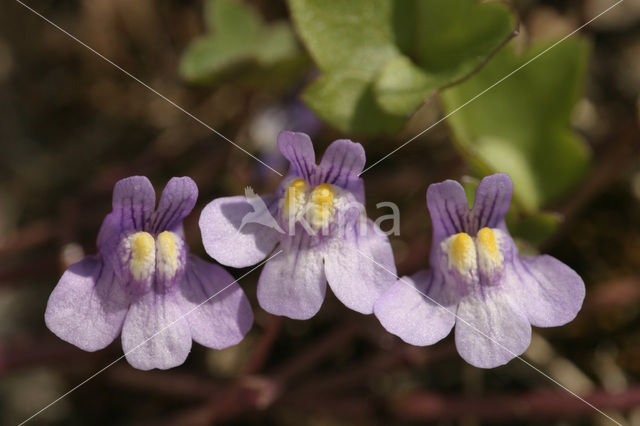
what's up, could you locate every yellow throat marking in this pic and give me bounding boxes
[476,227,503,273]
[156,231,180,279]
[284,178,307,213]
[283,180,336,228]
[127,231,182,282]
[445,228,503,276]
[310,183,334,226]
[477,227,499,257]
[157,231,177,263]
[129,232,155,280]
[449,232,475,273]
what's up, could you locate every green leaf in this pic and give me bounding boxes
[289,0,400,74]
[205,0,261,38]
[180,0,299,83]
[255,23,299,66]
[302,73,405,135]
[289,0,405,135]
[288,0,515,134]
[374,56,440,117]
[414,0,515,76]
[179,36,256,83]
[375,0,516,116]
[440,38,591,212]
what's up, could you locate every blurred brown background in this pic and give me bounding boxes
[1,0,640,425]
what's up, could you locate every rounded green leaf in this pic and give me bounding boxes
[441,39,591,212]
[374,55,441,116]
[302,73,405,136]
[181,0,299,83]
[289,0,516,135]
[288,0,401,74]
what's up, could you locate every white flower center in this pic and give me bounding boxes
[441,227,504,278]
[282,179,337,229]
[125,230,183,283]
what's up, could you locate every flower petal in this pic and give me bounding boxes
[509,255,585,327]
[316,139,365,203]
[199,195,280,268]
[257,232,326,319]
[471,173,513,231]
[177,256,253,349]
[277,131,317,181]
[374,270,456,346]
[150,177,198,233]
[96,214,121,251]
[426,179,469,246]
[97,176,156,247]
[121,290,192,370]
[455,285,531,368]
[45,256,129,351]
[324,220,395,314]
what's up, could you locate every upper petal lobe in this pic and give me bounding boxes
[278,131,317,181]
[150,177,198,233]
[426,179,469,247]
[97,176,156,247]
[471,173,513,231]
[112,176,156,231]
[317,139,365,202]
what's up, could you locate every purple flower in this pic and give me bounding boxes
[374,173,585,368]
[45,176,253,370]
[200,131,396,319]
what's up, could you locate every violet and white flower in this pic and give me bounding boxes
[45,176,253,370]
[374,173,585,368]
[200,131,396,319]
